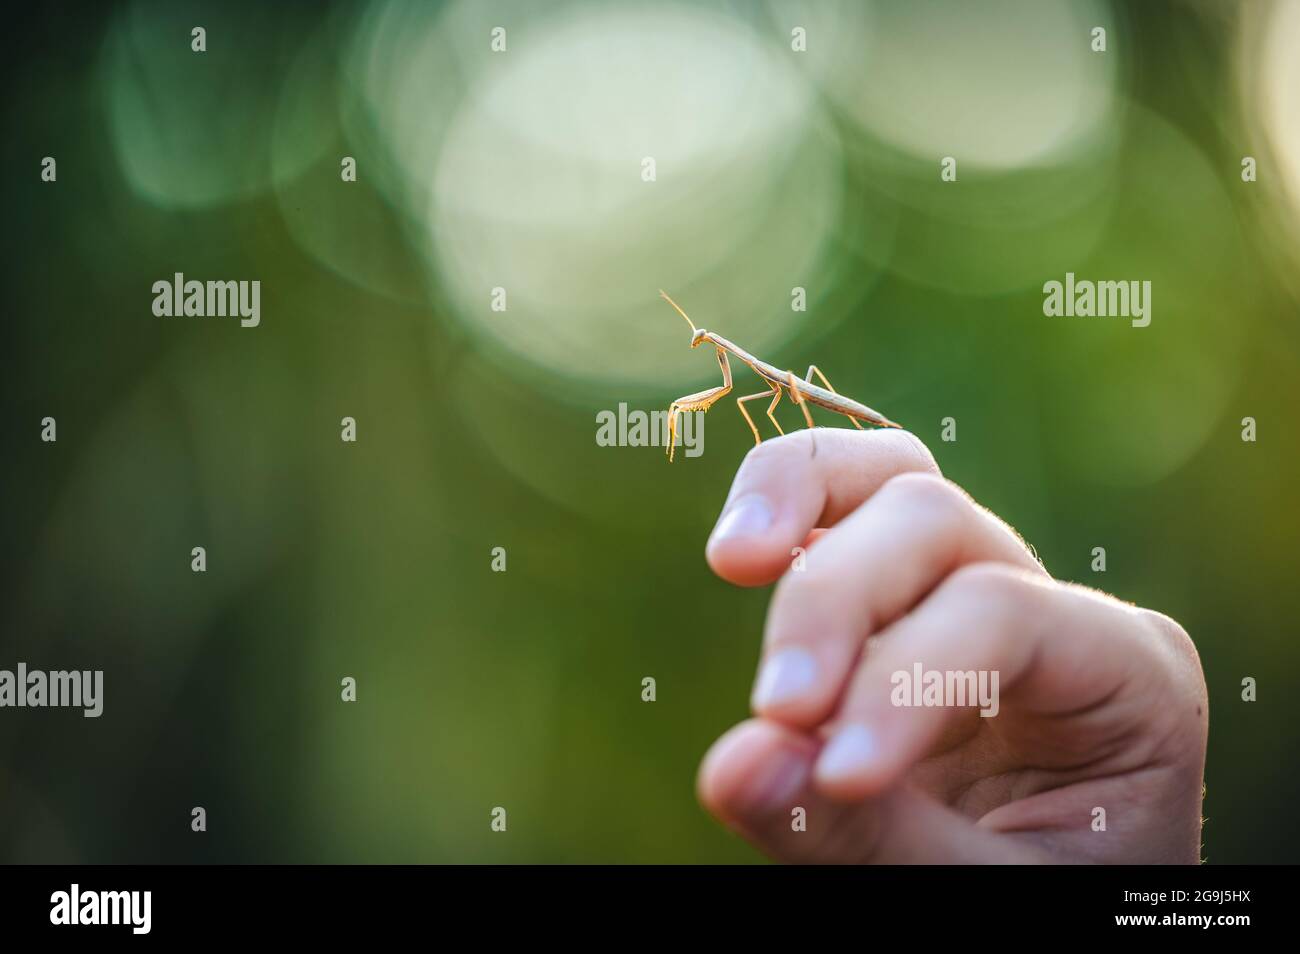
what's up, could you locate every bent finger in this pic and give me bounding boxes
[706,428,939,587]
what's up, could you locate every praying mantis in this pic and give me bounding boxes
[660,291,902,462]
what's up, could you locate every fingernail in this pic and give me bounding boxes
[752,648,819,711]
[817,724,879,782]
[738,748,808,816]
[711,494,773,544]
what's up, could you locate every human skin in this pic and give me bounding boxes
[696,429,1208,863]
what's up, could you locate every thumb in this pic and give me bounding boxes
[697,719,1046,864]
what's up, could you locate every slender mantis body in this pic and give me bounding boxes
[660,291,902,462]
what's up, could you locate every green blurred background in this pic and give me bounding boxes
[2,0,1298,863]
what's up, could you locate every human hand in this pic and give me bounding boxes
[697,429,1207,863]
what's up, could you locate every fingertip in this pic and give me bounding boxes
[696,720,763,814]
[704,535,786,587]
[749,646,842,728]
[704,493,796,586]
[697,720,815,826]
[811,722,898,802]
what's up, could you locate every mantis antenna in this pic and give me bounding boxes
[658,291,901,462]
[659,290,697,335]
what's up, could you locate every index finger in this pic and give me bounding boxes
[706,428,940,586]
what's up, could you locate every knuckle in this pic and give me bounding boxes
[771,564,840,615]
[879,471,966,516]
[1134,609,1209,750]
[1140,609,1194,655]
[888,428,942,476]
[943,561,1032,609]
[1139,609,1205,683]
[775,556,827,590]
[742,429,814,469]
[768,568,862,645]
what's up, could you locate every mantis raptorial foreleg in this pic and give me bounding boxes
[658,291,902,461]
[806,364,864,430]
[736,386,784,445]
[667,346,733,461]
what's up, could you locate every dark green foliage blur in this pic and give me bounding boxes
[2,0,1298,863]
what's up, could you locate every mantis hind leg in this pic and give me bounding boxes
[786,371,817,458]
[736,386,783,445]
[787,371,815,429]
[806,364,864,430]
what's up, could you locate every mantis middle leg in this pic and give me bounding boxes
[736,386,784,446]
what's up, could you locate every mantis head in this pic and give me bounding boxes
[659,290,707,348]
